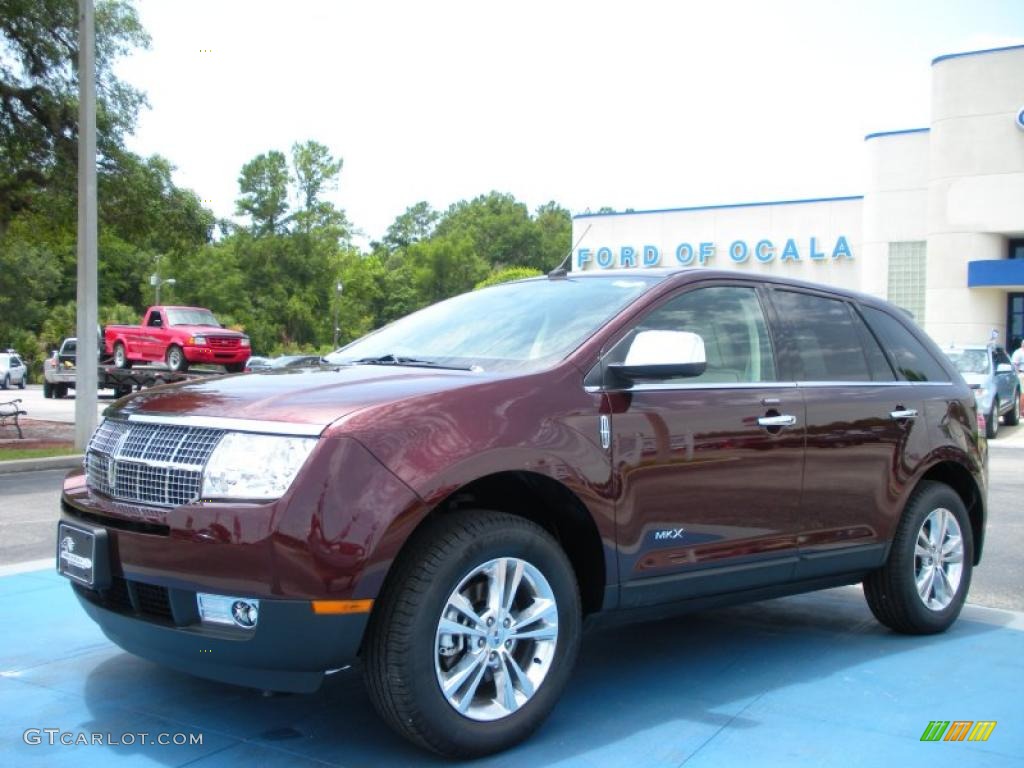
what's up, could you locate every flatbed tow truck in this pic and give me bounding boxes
[43,337,230,399]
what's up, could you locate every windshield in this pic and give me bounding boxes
[945,349,989,375]
[166,309,222,327]
[325,276,659,372]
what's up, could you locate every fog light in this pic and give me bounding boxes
[197,593,260,629]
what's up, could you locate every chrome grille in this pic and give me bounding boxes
[85,420,224,507]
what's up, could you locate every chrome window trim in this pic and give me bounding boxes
[584,381,800,394]
[795,380,953,387]
[584,379,953,394]
[125,413,325,437]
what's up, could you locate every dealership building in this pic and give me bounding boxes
[572,43,1024,349]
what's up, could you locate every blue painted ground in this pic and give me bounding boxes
[1,567,1021,767]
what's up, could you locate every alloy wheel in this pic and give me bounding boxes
[434,557,558,722]
[914,507,964,611]
[167,347,182,370]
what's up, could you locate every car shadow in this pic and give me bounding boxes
[78,588,1001,766]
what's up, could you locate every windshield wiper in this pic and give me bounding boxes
[350,354,473,371]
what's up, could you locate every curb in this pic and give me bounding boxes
[0,454,83,475]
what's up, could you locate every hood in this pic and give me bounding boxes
[173,325,245,337]
[107,365,494,433]
[959,372,990,389]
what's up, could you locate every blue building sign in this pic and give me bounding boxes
[577,236,854,269]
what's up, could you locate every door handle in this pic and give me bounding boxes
[890,409,918,420]
[757,414,796,427]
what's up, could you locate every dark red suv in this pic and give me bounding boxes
[58,270,986,757]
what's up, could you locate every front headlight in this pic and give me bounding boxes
[202,432,317,500]
[190,335,207,345]
[241,336,251,348]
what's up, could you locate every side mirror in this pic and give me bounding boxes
[996,363,1014,374]
[608,330,707,381]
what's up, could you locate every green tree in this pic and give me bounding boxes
[236,150,291,235]
[434,192,540,269]
[533,201,571,271]
[0,233,63,345]
[381,201,439,252]
[292,140,342,212]
[406,236,489,305]
[474,266,542,290]
[0,0,149,230]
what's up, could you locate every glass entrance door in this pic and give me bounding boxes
[1009,293,1024,351]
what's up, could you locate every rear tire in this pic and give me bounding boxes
[363,510,581,758]
[1004,389,1020,426]
[165,345,188,372]
[225,362,245,374]
[43,381,53,398]
[864,481,972,635]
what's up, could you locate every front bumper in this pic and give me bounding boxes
[72,579,366,693]
[183,345,249,365]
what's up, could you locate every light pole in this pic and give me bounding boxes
[151,273,176,304]
[74,0,99,450]
[333,281,344,348]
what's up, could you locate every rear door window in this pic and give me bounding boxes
[860,306,950,382]
[771,290,892,382]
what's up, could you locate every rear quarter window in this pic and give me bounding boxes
[860,306,950,382]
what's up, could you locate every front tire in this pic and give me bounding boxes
[17,375,25,389]
[165,345,188,372]
[985,399,999,439]
[363,510,581,758]
[224,362,245,374]
[113,342,131,369]
[1004,389,1020,426]
[864,481,973,635]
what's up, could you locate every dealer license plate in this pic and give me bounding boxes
[58,522,98,587]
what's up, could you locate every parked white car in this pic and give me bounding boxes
[0,350,28,390]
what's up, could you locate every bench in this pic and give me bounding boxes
[0,398,27,439]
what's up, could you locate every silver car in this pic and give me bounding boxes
[0,350,28,390]
[943,345,1020,438]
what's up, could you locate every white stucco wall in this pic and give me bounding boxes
[861,130,929,299]
[925,45,1024,345]
[572,197,863,292]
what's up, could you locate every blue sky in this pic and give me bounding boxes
[118,0,1024,246]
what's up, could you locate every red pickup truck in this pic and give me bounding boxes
[104,306,250,373]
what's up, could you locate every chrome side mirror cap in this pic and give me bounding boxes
[610,330,707,381]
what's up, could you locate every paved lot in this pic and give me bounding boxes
[6,384,110,424]
[0,469,66,565]
[0,569,1020,767]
